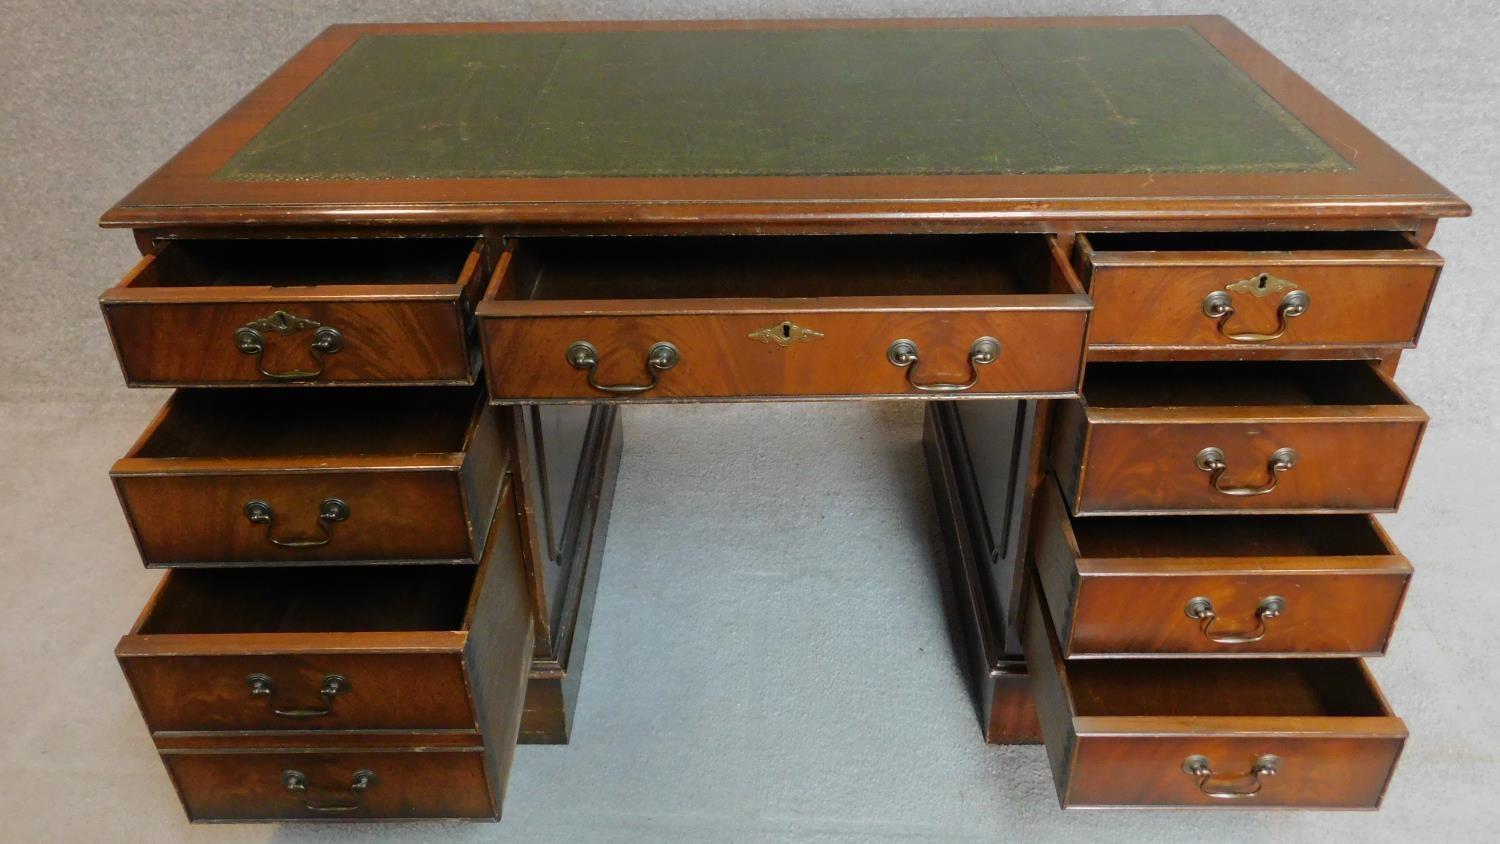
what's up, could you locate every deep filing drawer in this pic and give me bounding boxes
[1022,583,1406,808]
[1032,481,1412,657]
[101,238,488,386]
[111,385,504,566]
[477,234,1091,401]
[1052,361,1427,515]
[1074,231,1442,353]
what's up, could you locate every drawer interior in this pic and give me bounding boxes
[498,234,1071,301]
[131,387,479,459]
[1070,513,1392,558]
[138,565,476,634]
[1080,230,1418,254]
[130,238,478,288]
[1066,658,1390,718]
[1082,361,1406,408]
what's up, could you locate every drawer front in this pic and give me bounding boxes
[483,309,1088,400]
[164,748,495,820]
[1050,566,1410,659]
[1033,490,1413,656]
[1078,234,1442,351]
[114,469,477,566]
[1064,417,1425,514]
[1053,566,1410,657]
[122,653,473,733]
[104,299,476,386]
[1066,735,1403,808]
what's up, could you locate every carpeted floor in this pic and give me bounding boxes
[2,2,1497,841]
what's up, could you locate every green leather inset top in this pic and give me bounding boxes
[215,27,1347,181]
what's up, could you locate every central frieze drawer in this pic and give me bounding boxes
[1053,360,1427,515]
[111,385,504,566]
[477,234,1091,401]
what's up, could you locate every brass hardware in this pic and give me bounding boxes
[1226,272,1297,298]
[282,768,377,813]
[886,337,1001,393]
[566,340,679,394]
[1184,596,1286,645]
[243,498,350,548]
[234,310,344,380]
[1202,274,1310,343]
[246,673,349,718]
[749,320,825,347]
[1195,447,1297,497]
[1181,754,1280,799]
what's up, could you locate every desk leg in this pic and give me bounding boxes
[514,405,623,744]
[924,401,1043,744]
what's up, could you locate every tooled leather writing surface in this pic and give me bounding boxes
[216,26,1346,182]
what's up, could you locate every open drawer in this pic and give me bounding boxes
[1053,361,1428,515]
[1074,231,1442,353]
[1023,583,1406,808]
[1033,481,1412,657]
[477,234,1091,401]
[117,477,533,821]
[111,384,505,566]
[101,237,488,386]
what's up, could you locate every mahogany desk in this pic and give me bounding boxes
[98,17,1468,820]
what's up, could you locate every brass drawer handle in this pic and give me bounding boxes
[887,337,1001,393]
[282,768,377,813]
[1182,754,1280,799]
[247,673,348,718]
[234,310,344,380]
[1202,281,1310,343]
[566,340,680,394]
[1184,596,1285,645]
[1195,447,1297,496]
[243,498,350,548]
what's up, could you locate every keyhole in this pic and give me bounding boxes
[781,322,792,339]
[1257,274,1269,290]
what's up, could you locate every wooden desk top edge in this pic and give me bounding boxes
[102,16,1470,229]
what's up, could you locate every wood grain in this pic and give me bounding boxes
[480,234,1090,401]
[124,479,534,821]
[1054,361,1428,514]
[1022,581,1406,808]
[1033,482,1412,657]
[1075,231,1442,353]
[164,748,497,821]
[98,18,1469,229]
[101,238,487,386]
[111,386,504,565]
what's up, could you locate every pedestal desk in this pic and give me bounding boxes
[99,17,1468,820]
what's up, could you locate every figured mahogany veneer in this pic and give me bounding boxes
[120,479,533,821]
[1075,231,1443,356]
[478,234,1091,401]
[91,15,1473,821]
[111,385,505,566]
[1053,360,1428,515]
[101,238,488,386]
[1022,582,1406,808]
[1033,481,1411,657]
